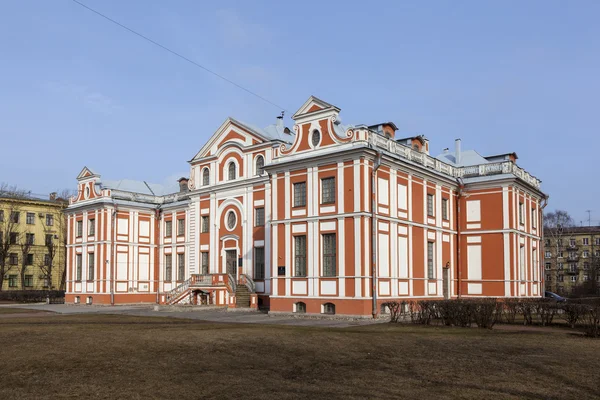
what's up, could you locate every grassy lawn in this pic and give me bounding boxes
[0,307,49,315]
[1,313,599,399]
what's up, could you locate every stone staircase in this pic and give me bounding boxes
[235,285,251,308]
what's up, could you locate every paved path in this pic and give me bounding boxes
[0,303,384,328]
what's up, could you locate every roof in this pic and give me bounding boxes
[545,226,600,235]
[228,118,294,144]
[368,122,398,131]
[102,179,180,196]
[435,149,489,167]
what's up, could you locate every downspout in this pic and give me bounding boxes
[456,178,465,298]
[372,151,382,318]
[540,196,549,291]
[155,205,161,304]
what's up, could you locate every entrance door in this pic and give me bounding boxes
[225,250,237,277]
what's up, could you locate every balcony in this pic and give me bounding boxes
[566,269,579,275]
[567,256,579,262]
[567,244,578,250]
[364,132,542,189]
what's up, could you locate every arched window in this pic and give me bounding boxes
[323,303,335,315]
[295,302,306,313]
[202,168,210,186]
[311,130,320,147]
[255,155,265,176]
[228,162,236,181]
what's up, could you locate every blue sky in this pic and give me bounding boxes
[0,1,598,224]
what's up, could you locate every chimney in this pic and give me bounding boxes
[276,111,284,130]
[455,139,462,164]
[177,177,189,193]
[49,192,57,201]
[443,148,449,154]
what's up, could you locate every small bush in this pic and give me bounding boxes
[503,299,519,324]
[580,303,600,338]
[382,301,403,323]
[535,299,558,326]
[471,299,502,329]
[0,290,65,303]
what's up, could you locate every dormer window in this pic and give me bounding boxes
[228,162,236,181]
[255,155,265,176]
[311,130,320,147]
[202,168,210,186]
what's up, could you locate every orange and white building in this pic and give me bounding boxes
[65,96,547,316]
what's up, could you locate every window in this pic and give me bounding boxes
[76,220,83,237]
[26,253,34,265]
[8,275,17,287]
[295,302,306,313]
[24,275,33,287]
[228,162,236,180]
[202,168,210,186]
[532,208,537,228]
[201,252,209,275]
[323,303,335,315]
[568,251,576,258]
[10,211,19,223]
[9,232,18,245]
[583,251,589,258]
[177,253,185,281]
[311,130,320,147]
[558,251,564,258]
[255,208,265,227]
[45,234,53,246]
[201,216,209,233]
[46,214,54,226]
[557,239,563,246]
[584,262,589,270]
[558,263,564,270]
[255,155,265,175]
[164,254,172,281]
[427,194,434,217]
[558,275,564,282]
[9,253,18,265]
[25,233,34,245]
[584,275,589,281]
[75,254,82,281]
[518,202,524,225]
[88,219,95,236]
[570,276,577,282]
[596,250,600,257]
[26,212,35,224]
[596,238,600,246]
[583,238,589,245]
[44,254,51,266]
[321,177,335,204]
[545,251,551,258]
[569,264,577,272]
[294,236,307,277]
[293,182,307,207]
[442,198,448,220]
[88,253,95,280]
[0,210,3,222]
[254,247,265,279]
[177,218,185,236]
[322,233,336,277]
[427,242,435,279]
[227,211,236,230]
[519,245,525,280]
[570,239,576,246]
[165,220,172,237]
[546,274,552,282]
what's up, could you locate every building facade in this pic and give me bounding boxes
[543,226,600,295]
[0,194,67,291]
[65,96,546,316]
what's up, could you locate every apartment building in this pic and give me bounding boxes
[0,194,67,291]
[544,226,600,294]
[65,96,546,316]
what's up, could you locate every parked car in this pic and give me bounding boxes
[544,291,567,302]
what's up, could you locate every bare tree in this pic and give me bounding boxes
[0,183,30,199]
[544,210,575,294]
[0,205,20,291]
[18,232,34,290]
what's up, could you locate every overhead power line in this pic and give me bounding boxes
[70,0,288,112]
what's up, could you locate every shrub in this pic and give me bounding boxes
[503,299,519,324]
[471,299,502,329]
[559,303,586,328]
[417,301,435,325]
[382,301,403,323]
[0,290,65,303]
[580,303,600,338]
[535,299,558,326]
[517,299,536,325]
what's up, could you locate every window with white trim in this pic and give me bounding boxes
[202,168,210,186]
[228,162,236,180]
[201,216,209,233]
[201,252,209,275]
[177,253,185,281]
[583,238,589,245]
[442,198,448,220]
[254,247,264,279]
[255,208,265,227]
[255,155,265,175]
[294,235,307,277]
[427,194,434,217]
[293,182,306,207]
[88,253,95,281]
[164,254,172,281]
[322,233,336,277]
[427,241,435,279]
[321,177,335,204]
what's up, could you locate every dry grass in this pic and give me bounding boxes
[1,313,599,400]
[0,307,49,315]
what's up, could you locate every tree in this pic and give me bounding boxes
[0,204,20,291]
[18,232,33,290]
[544,210,575,294]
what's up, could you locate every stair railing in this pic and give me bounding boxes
[166,277,192,304]
[226,273,237,294]
[239,274,256,293]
